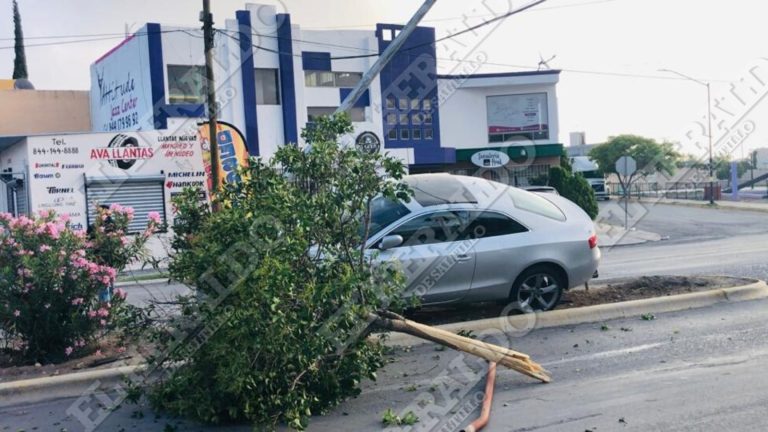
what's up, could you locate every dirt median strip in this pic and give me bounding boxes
[1,280,766,406]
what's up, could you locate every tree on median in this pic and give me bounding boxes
[589,134,681,195]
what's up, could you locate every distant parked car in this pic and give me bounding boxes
[366,174,600,311]
[522,185,560,195]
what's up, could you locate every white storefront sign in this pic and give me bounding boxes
[471,149,510,168]
[486,93,549,138]
[90,32,155,132]
[26,130,207,231]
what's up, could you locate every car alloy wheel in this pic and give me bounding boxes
[513,267,564,311]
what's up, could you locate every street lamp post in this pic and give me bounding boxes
[659,68,715,204]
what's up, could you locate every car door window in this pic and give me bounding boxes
[467,211,528,239]
[389,211,471,246]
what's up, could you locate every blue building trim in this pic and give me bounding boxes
[376,24,454,165]
[276,13,298,145]
[236,10,260,156]
[146,23,168,130]
[301,51,331,71]
[158,103,206,118]
[339,88,370,107]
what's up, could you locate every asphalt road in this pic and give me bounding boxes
[597,203,768,281]
[4,295,768,431]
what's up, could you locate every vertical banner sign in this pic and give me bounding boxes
[198,121,250,195]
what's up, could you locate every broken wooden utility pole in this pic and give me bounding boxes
[372,312,550,383]
[335,0,437,114]
[202,0,220,209]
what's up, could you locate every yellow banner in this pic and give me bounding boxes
[198,121,249,195]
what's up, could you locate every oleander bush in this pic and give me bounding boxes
[0,207,159,363]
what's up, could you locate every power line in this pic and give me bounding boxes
[217,28,729,83]
[0,29,192,50]
[301,0,621,30]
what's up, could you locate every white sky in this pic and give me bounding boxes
[1,0,767,158]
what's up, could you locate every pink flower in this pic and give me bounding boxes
[120,236,130,247]
[71,297,84,306]
[75,339,85,348]
[117,346,127,354]
[97,307,109,318]
[114,288,127,300]
[44,222,60,239]
[59,213,71,223]
[65,346,73,356]
[95,349,103,356]
[87,310,97,318]
[13,309,20,317]
[147,211,161,224]
[38,209,50,219]
[109,203,124,213]
[39,245,52,253]
[99,319,107,327]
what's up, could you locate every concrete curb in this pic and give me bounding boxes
[114,277,171,287]
[638,198,768,214]
[0,364,147,407]
[2,280,765,406]
[382,279,768,347]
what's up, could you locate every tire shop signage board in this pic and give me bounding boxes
[27,130,208,231]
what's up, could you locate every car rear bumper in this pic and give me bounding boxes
[567,246,600,288]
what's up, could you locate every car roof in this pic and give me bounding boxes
[403,174,515,211]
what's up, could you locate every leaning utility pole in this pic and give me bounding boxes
[201,0,220,208]
[336,0,437,114]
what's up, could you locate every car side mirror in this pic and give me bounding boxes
[379,235,403,251]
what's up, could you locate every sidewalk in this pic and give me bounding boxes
[596,222,661,247]
[638,197,768,213]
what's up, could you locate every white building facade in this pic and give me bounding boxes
[89,3,563,176]
[0,3,564,222]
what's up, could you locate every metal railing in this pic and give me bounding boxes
[606,182,709,200]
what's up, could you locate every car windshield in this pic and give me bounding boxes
[363,196,411,239]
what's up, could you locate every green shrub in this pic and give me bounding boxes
[146,114,411,430]
[548,166,599,220]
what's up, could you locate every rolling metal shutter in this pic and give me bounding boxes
[85,175,166,233]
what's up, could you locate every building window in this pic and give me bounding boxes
[386,97,396,109]
[386,113,397,125]
[255,68,280,105]
[413,129,422,140]
[411,113,422,125]
[399,113,408,125]
[424,113,433,125]
[423,99,432,111]
[398,98,408,110]
[304,71,362,87]
[400,129,410,140]
[167,65,207,104]
[424,128,433,139]
[307,107,365,123]
[388,128,397,140]
[410,99,420,110]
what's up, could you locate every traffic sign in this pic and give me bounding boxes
[615,156,637,177]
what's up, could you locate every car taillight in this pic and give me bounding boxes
[588,234,598,249]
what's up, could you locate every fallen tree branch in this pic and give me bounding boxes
[370,312,550,383]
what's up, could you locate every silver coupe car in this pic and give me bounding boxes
[366,174,600,311]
